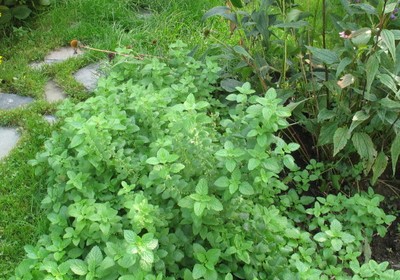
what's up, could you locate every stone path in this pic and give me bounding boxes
[0,46,102,160]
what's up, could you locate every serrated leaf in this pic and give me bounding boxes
[352,132,377,173]
[371,152,388,185]
[331,238,343,251]
[391,134,400,176]
[378,74,397,93]
[248,158,260,171]
[314,232,327,242]
[70,259,88,276]
[86,246,103,267]
[381,29,396,62]
[349,110,369,133]
[146,157,159,165]
[194,202,206,216]
[209,197,223,211]
[366,54,380,93]
[193,264,207,279]
[333,126,350,156]
[196,179,208,195]
[306,46,339,65]
[239,182,254,195]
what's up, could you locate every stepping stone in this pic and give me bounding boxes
[43,115,57,124]
[0,93,34,110]
[30,47,84,69]
[45,81,67,102]
[73,63,101,92]
[0,128,20,160]
[137,8,153,18]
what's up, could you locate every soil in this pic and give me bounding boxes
[370,181,400,270]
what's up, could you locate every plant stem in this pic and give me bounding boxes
[322,0,329,109]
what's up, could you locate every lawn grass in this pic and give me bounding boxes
[0,0,219,277]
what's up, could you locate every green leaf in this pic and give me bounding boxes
[202,6,237,24]
[11,5,32,20]
[233,45,253,60]
[225,159,236,172]
[206,249,221,265]
[366,54,380,93]
[371,152,388,185]
[124,230,137,243]
[331,238,343,251]
[70,259,88,276]
[336,57,353,78]
[352,132,377,173]
[306,46,339,65]
[378,74,397,94]
[214,176,229,188]
[341,232,356,244]
[333,126,350,156]
[196,179,208,195]
[239,182,255,195]
[194,202,206,216]
[193,264,207,279]
[314,232,327,242]
[349,110,369,134]
[146,157,159,165]
[220,79,243,93]
[39,0,51,5]
[381,29,396,61]
[330,219,342,233]
[351,28,372,46]
[248,158,260,171]
[230,0,243,8]
[391,134,400,176]
[209,197,223,211]
[86,246,103,268]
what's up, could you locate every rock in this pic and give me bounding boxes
[0,93,34,110]
[45,81,67,102]
[0,127,20,160]
[29,47,84,69]
[43,115,57,124]
[73,63,101,92]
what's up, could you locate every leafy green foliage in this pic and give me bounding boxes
[12,42,397,279]
[203,0,400,186]
[0,0,51,27]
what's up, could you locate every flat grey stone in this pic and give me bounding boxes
[43,115,57,124]
[45,81,67,102]
[137,8,153,18]
[29,47,84,69]
[0,93,34,110]
[0,128,20,160]
[73,63,101,92]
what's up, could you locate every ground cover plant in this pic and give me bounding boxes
[2,0,400,279]
[0,0,219,277]
[10,41,399,279]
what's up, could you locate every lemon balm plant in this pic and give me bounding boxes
[12,42,397,280]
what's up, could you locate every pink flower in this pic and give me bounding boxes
[339,30,354,39]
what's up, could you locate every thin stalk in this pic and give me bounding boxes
[322,0,329,108]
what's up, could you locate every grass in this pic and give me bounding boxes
[0,0,219,277]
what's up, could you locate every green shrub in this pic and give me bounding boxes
[12,42,397,279]
[0,0,51,28]
[202,0,400,186]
